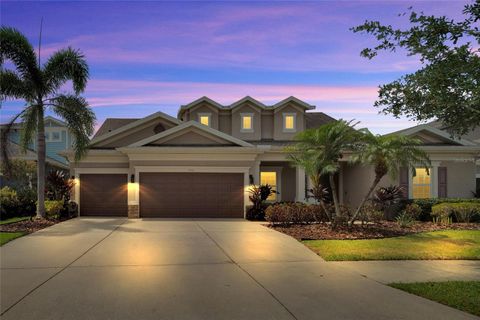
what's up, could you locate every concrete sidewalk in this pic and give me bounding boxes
[328,260,480,284]
[1,218,478,319]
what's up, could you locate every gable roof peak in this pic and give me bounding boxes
[229,96,267,109]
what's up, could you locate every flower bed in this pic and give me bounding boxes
[269,221,480,240]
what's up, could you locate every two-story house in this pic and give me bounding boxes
[0,116,71,172]
[63,96,480,218]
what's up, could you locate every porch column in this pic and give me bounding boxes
[295,167,306,202]
[252,160,260,185]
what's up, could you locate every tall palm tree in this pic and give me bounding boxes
[1,26,95,219]
[287,120,364,223]
[348,131,430,225]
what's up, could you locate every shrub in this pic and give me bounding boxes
[373,185,404,209]
[395,212,414,228]
[404,203,422,220]
[399,198,480,221]
[247,184,276,221]
[431,203,453,224]
[46,170,75,202]
[0,187,20,219]
[44,200,64,219]
[265,202,323,225]
[66,201,79,218]
[357,201,384,224]
[16,188,36,216]
[304,204,329,223]
[432,202,480,223]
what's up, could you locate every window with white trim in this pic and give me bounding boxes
[240,113,253,132]
[283,113,296,132]
[412,168,431,199]
[198,113,211,127]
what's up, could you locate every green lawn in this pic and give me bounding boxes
[0,216,31,225]
[0,232,25,246]
[303,230,480,261]
[390,281,480,316]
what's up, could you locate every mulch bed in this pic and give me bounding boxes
[268,221,480,240]
[0,218,68,234]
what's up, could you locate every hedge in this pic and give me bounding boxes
[431,202,480,223]
[265,202,327,225]
[399,198,480,221]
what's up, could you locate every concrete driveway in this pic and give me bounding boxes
[0,218,476,320]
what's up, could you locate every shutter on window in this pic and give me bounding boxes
[438,167,447,198]
[399,167,409,198]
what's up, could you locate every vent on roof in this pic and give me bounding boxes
[153,123,166,134]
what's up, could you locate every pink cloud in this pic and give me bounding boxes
[84,79,379,107]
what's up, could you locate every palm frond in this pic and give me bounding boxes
[0,108,31,174]
[50,94,95,160]
[0,69,32,101]
[0,27,40,84]
[19,106,38,151]
[43,47,89,95]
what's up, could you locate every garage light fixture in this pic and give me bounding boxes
[130,174,135,183]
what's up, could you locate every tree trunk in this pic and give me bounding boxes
[36,106,46,219]
[329,173,340,220]
[348,174,383,226]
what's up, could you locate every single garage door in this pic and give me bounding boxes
[140,172,244,218]
[80,174,128,216]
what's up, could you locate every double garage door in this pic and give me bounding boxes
[79,172,244,218]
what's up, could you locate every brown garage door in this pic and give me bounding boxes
[140,172,244,218]
[80,174,128,216]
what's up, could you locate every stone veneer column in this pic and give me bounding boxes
[128,205,139,218]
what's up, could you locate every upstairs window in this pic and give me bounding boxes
[198,113,211,127]
[283,113,296,132]
[241,113,253,132]
[412,168,431,199]
[46,131,61,142]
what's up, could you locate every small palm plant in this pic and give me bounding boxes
[1,27,95,219]
[349,131,430,225]
[287,120,364,224]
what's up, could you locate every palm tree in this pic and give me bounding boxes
[1,26,95,219]
[287,120,364,223]
[348,131,430,225]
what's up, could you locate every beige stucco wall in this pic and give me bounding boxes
[231,104,261,141]
[273,105,305,141]
[218,113,232,135]
[261,112,274,140]
[441,161,476,198]
[341,163,396,208]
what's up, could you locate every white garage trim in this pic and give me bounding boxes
[134,166,250,218]
[73,168,129,216]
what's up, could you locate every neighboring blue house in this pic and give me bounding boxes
[0,116,72,168]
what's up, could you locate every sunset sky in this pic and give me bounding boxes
[1,1,469,133]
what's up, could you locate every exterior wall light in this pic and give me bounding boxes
[130,174,135,183]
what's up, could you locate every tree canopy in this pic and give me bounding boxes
[352,2,480,136]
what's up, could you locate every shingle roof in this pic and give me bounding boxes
[93,118,139,138]
[305,112,336,129]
